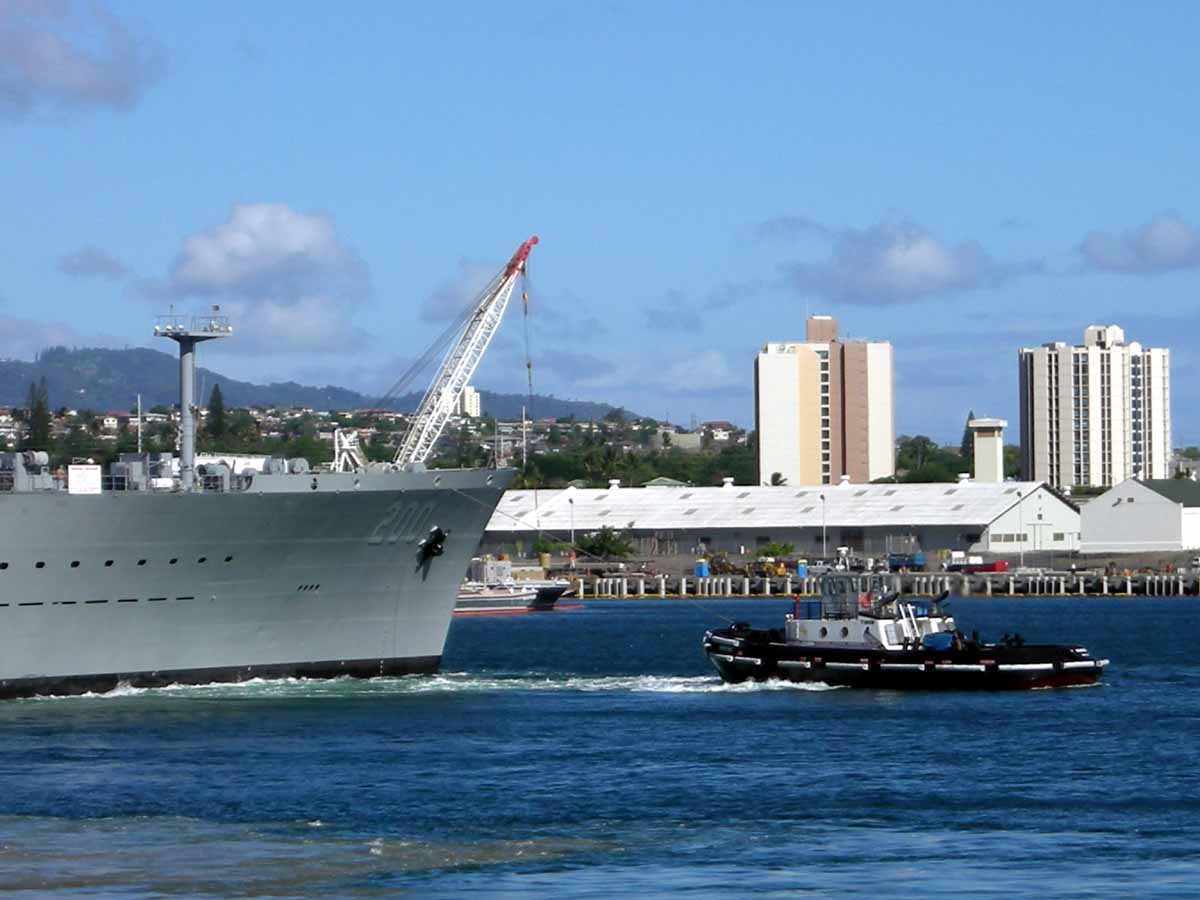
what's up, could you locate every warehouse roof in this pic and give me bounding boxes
[486,479,1066,533]
[1141,479,1200,507]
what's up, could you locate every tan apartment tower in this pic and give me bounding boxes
[1018,324,1171,489]
[755,315,894,486]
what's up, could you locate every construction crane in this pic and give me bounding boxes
[392,235,539,467]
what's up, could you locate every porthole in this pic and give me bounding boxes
[819,626,828,637]
[841,627,849,638]
[35,561,45,569]
[0,562,9,570]
[137,559,147,566]
[70,561,80,568]
[104,560,114,567]
[224,555,233,563]
[169,558,178,565]
[198,557,207,564]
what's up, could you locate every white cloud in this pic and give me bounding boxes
[420,260,499,322]
[0,1,163,119]
[0,312,121,360]
[780,218,1036,305]
[1079,211,1200,274]
[58,245,127,279]
[162,203,366,299]
[145,203,370,355]
[213,297,367,354]
[576,349,744,397]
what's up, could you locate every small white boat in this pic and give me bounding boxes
[454,582,539,615]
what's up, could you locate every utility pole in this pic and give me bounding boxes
[820,493,827,559]
[136,393,142,454]
[1017,489,1025,569]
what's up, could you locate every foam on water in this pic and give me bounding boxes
[23,671,843,702]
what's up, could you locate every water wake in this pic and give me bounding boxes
[26,671,842,702]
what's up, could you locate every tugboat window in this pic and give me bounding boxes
[819,627,828,637]
[841,626,849,637]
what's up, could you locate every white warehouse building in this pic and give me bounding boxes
[483,478,1080,559]
[1080,479,1200,554]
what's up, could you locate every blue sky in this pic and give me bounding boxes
[2,1,1198,443]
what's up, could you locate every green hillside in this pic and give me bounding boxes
[0,346,618,420]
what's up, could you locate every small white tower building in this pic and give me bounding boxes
[969,418,1007,483]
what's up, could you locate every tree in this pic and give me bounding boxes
[206,384,226,439]
[603,407,627,425]
[960,409,976,461]
[577,526,635,559]
[1004,444,1021,479]
[757,542,795,558]
[22,378,51,450]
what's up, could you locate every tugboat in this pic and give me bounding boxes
[703,572,1107,690]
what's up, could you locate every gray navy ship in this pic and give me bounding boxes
[0,237,539,699]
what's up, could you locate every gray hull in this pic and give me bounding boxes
[0,467,512,698]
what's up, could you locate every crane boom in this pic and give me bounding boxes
[394,235,538,465]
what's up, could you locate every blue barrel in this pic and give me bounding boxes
[694,559,710,577]
[795,563,809,578]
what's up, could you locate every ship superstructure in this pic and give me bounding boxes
[1,238,538,699]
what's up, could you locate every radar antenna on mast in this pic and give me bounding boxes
[394,235,538,467]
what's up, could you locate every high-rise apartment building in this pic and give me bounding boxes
[755,316,894,485]
[455,385,481,418]
[1018,325,1171,489]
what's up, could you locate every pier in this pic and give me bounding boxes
[566,571,1200,599]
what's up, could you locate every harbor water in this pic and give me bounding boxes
[1,597,1198,897]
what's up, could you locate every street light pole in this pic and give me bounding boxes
[569,497,575,547]
[1017,489,1024,569]
[820,493,827,559]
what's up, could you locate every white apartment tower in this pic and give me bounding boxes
[755,316,895,486]
[456,385,481,418]
[1019,325,1171,489]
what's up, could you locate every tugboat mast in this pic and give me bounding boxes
[154,306,232,491]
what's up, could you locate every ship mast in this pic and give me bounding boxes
[155,306,232,491]
[394,235,538,466]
